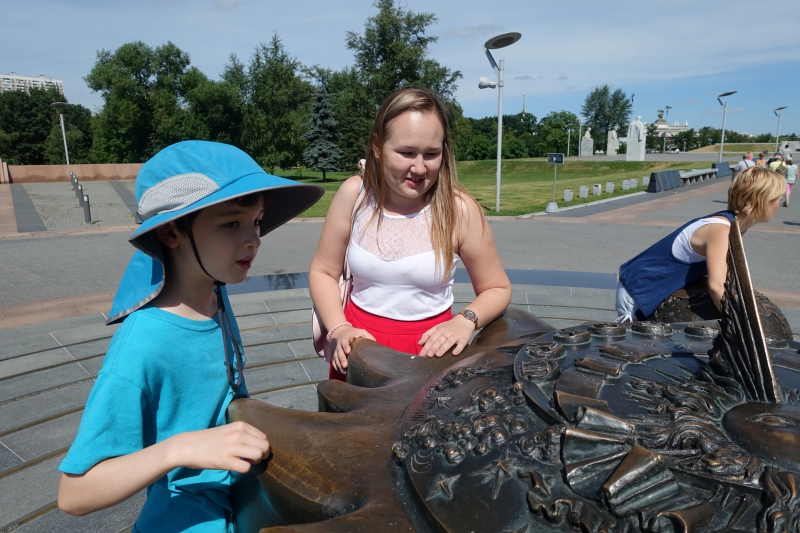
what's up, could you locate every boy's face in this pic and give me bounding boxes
[183,197,265,285]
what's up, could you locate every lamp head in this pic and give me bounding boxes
[478,76,497,89]
[484,32,522,50]
[774,106,788,116]
[716,91,737,106]
[50,102,69,112]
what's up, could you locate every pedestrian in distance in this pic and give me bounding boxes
[731,152,755,181]
[784,156,797,207]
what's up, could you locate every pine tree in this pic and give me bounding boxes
[302,90,343,181]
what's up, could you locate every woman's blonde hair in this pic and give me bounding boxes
[728,166,784,221]
[360,88,477,278]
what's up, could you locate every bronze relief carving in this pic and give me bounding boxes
[229,221,800,532]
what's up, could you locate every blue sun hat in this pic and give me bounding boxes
[107,140,324,325]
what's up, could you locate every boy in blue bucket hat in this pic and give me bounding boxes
[57,141,324,532]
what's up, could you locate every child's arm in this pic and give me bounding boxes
[58,421,269,516]
[695,223,731,311]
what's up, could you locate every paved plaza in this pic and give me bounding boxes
[1,174,799,532]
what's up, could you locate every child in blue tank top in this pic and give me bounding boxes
[57,141,323,532]
[616,167,784,322]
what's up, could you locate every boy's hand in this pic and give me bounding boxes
[173,421,270,473]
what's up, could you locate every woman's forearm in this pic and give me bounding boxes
[309,270,350,329]
[464,286,512,328]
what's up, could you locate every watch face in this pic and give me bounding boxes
[462,309,477,321]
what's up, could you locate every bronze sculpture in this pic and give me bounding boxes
[229,220,800,532]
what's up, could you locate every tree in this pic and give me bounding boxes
[308,66,374,170]
[346,0,462,108]
[43,102,93,164]
[696,126,720,149]
[465,133,495,160]
[581,85,632,153]
[302,91,343,181]
[0,87,71,165]
[672,128,697,153]
[86,41,210,162]
[535,111,580,156]
[239,34,312,171]
[645,123,660,150]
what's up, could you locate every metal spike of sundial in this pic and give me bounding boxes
[229,225,800,532]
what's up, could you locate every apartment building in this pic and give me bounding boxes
[0,73,64,94]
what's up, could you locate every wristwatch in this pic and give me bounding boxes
[458,309,479,329]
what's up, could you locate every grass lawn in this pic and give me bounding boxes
[275,158,716,217]
[691,143,774,155]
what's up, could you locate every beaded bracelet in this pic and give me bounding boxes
[326,321,353,341]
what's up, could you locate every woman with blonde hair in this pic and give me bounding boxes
[616,166,784,322]
[310,88,511,380]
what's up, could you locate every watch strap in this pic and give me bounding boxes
[459,309,479,329]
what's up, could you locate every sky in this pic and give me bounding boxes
[5,0,800,137]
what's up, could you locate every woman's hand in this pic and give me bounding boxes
[418,315,476,357]
[330,326,376,374]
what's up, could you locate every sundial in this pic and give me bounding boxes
[228,221,800,532]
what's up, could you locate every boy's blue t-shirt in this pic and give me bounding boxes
[60,301,244,533]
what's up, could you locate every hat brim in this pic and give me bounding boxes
[108,173,324,324]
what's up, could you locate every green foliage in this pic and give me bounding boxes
[239,34,312,171]
[671,128,697,152]
[696,126,720,148]
[87,41,195,162]
[0,88,77,165]
[308,66,373,170]
[645,123,660,149]
[534,111,580,156]
[466,134,495,160]
[302,91,343,181]
[346,0,461,109]
[43,103,93,164]
[581,85,632,152]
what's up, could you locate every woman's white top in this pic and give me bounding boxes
[348,201,459,320]
[671,217,731,263]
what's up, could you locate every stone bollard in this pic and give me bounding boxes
[83,195,91,223]
[593,184,602,196]
[579,186,589,199]
[631,178,638,188]
[564,189,573,202]
[642,176,650,188]
[622,180,630,190]
[605,182,614,194]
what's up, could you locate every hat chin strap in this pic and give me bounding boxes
[186,224,223,286]
[186,225,248,399]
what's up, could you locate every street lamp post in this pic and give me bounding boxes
[50,102,70,165]
[716,91,736,163]
[663,133,667,154]
[774,106,788,153]
[479,32,521,212]
[577,117,585,156]
[567,129,571,157]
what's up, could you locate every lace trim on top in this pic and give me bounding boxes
[352,200,434,261]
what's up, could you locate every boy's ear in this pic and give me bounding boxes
[154,222,181,249]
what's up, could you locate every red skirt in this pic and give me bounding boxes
[328,301,453,381]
